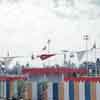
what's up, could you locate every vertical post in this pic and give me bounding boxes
[47,39,51,67]
[83,34,89,73]
[93,42,97,76]
[95,47,97,76]
[64,53,66,66]
[62,50,68,67]
[47,39,51,53]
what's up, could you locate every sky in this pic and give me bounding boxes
[0,0,100,67]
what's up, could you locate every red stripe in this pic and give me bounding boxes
[0,76,25,80]
[22,68,88,75]
[64,77,100,82]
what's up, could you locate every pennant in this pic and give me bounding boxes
[38,54,56,60]
[76,51,86,61]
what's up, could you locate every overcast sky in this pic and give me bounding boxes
[0,0,100,67]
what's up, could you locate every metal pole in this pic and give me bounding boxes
[83,34,89,73]
[95,47,97,76]
[86,38,88,71]
[47,39,50,67]
[64,54,66,66]
[94,42,97,76]
[47,39,50,53]
[62,50,68,67]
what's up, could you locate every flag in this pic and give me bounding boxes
[37,54,56,60]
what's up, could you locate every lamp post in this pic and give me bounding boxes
[83,34,89,73]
